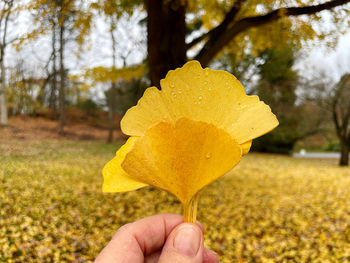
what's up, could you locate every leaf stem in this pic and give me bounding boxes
[183,193,199,223]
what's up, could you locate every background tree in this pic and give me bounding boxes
[105,0,118,143]
[302,68,349,165]
[86,0,147,142]
[83,65,146,142]
[97,0,135,142]
[252,47,324,153]
[331,74,350,166]
[22,0,93,134]
[7,59,42,116]
[143,0,350,86]
[0,0,17,125]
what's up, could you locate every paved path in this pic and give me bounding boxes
[292,152,348,159]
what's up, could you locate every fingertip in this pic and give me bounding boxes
[158,223,204,263]
[173,224,202,257]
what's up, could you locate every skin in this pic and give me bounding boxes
[94,213,219,263]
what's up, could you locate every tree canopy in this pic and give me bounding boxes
[141,0,350,85]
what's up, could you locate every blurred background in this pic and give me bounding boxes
[0,0,350,262]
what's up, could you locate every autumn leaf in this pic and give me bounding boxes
[103,60,278,222]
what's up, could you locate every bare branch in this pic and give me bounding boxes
[1,0,13,47]
[5,36,18,46]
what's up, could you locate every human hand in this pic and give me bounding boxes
[94,213,219,263]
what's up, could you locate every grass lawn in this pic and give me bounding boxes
[1,139,350,262]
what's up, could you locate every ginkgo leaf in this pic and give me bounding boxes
[241,140,252,155]
[103,61,279,223]
[121,118,242,206]
[102,137,148,192]
[121,61,278,145]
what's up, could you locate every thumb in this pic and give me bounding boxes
[158,223,204,263]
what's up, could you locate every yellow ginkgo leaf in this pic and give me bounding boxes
[121,118,242,207]
[102,137,148,192]
[103,61,279,223]
[121,60,278,145]
[241,140,252,155]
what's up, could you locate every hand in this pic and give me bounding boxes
[94,213,219,263]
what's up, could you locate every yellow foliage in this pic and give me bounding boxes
[18,0,94,51]
[90,0,141,18]
[1,139,350,262]
[186,0,348,62]
[83,64,146,85]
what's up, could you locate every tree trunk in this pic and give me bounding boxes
[107,84,116,143]
[50,24,58,120]
[0,1,13,126]
[145,0,187,87]
[0,56,7,125]
[339,140,349,166]
[107,20,117,143]
[58,24,66,135]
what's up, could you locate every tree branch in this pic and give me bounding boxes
[294,128,322,141]
[5,36,18,46]
[186,0,247,50]
[2,1,13,48]
[186,32,209,50]
[195,0,350,66]
[0,2,13,64]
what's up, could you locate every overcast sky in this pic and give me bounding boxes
[296,31,350,82]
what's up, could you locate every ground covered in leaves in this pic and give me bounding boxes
[1,139,350,262]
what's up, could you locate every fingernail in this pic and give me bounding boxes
[173,224,201,257]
